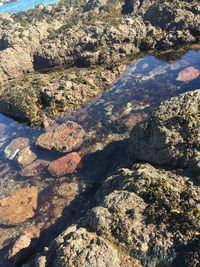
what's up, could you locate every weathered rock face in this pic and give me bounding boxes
[44,163,199,267]
[129,90,200,170]
[0,0,199,82]
[48,152,81,177]
[36,122,85,153]
[28,91,200,267]
[47,225,141,267]
[0,187,38,225]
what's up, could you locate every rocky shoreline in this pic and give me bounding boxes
[1,90,198,267]
[0,0,199,126]
[0,0,200,267]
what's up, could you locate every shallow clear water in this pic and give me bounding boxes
[0,0,58,13]
[0,46,199,265]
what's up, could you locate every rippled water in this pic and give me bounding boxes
[0,0,58,13]
[0,46,199,266]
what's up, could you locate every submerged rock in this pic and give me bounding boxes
[36,122,85,153]
[19,159,49,177]
[129,90,200,170]
[16,146,37,169]
[8,226,40,261]
[176,66,200,82]
[0,187,38,225]
[48,152,81,177]
[4,137,29,160]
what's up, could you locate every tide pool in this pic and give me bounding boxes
[0,0,59,13]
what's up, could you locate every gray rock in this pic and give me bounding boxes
[129,90,200,170]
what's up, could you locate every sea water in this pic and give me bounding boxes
[0,0,58,13]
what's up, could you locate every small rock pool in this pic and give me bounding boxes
[0,45,199,266]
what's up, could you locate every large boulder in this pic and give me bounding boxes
[129,90,200,170]
[85,163,200,266]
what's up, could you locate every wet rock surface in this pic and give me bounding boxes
[0,0,199,125]
[36,122,85,153]
[48,152,81,177]
[26,90,200,267]
[0,187,38,225]
[0,47,199,266]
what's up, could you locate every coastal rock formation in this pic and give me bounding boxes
[36,122,85,153]
[129,90,200,170]
[27,90,200,267]
[47,225,141,267]
[0,0,199,82]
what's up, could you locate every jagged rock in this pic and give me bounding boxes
[129,90,200,170]
[47,225,141,267]
[48,152,81,177]
[85,163,200,266]
[36,122,85,153]
[0,187,38,225]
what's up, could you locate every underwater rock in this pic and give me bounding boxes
[19,159,49,177]
[129,89,200,170]
[0,187,38,225]
[176,66,200,82]
[4,137,29,160]
[8,226,40,261]
[36,122,85,153]
[16,146,37,168]
[48,152,81,177]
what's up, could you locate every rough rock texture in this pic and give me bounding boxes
[47,225,141,267]
[26,91,200,267]
[129,90,200,170]
[0,187,38,225]
[43,163,200,267]
[0,0,199,125]
[36,122,85,153]
[48,152,81,177]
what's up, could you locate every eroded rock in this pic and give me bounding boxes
[129,90,200,170]
[36,122,85,153]
[48,152,81,177]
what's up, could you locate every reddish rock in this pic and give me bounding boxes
[0,187,38,225]
[48,152,81,177]
[19,159,49,177]
[8,226,40,260]
[176,66,200,82]
[4,137,29,160]
[36,121,85,153]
